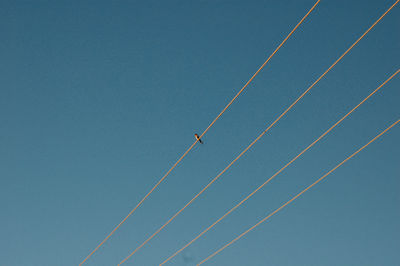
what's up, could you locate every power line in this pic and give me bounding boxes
[79,1,321,264]
[197,118,400,265]
[118,1,398,264]
[159,69,400,265]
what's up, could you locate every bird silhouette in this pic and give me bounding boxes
[194,133,203,144]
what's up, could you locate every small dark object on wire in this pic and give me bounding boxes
[194,133,203,144]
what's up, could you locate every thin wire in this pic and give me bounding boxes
[117,1,398,263]
[78,1,321,264]
[197,118,400,265]
[159,69,400,265]
[197,0,321,141]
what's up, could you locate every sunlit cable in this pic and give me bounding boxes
[78,1,321,264]
[118,1,398,264]
[197,118,400,265]
[160,69,399,265]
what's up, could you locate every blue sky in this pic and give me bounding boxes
[1,0,399,265]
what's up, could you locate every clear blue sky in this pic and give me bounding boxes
[1,0,399,265]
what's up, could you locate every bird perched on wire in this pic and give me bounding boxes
[194,133,203,144]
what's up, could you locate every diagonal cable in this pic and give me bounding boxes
[78,1,321,264]
[197,118,400,265]
[118,1,398,264]
[159,69,399,265]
